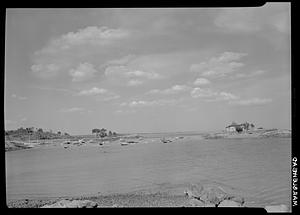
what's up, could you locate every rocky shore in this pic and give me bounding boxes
[6,183,290,211]
[203,129,291,140]
[5,128,291,152]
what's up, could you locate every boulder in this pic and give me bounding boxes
[199,186,229,205]
[184,184,244,206]
[265,204,289,213]
[185,184,204,199]
[226,195,245,205]
[218,200,242,207]
[187,198,205,207]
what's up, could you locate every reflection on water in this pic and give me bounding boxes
[6,137,291,206]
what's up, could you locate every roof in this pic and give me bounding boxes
[226,124,243,128]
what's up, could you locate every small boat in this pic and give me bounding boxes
[120,142,129,146]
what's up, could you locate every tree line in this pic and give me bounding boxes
[92,128,117,138]
[5,127,70,140]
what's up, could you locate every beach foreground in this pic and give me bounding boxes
[7,192,189,208]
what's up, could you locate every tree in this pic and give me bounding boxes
[236,126,243,133]
[38,128,43,133]
[112,132,117,136]
[244,122,250,130]
[108,131,113,136]
[99,128,107,138]
[92,128,101,138]
[57,131,61,135]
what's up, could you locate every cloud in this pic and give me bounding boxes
[191,87,238,102]
[125,70,162,79]
[60,107,85,113]
[69,62,98,82]
[214,4,290,34]
[127,79,144,86]
[11,94,28,100]
[190,52,247,78]
[229,98,272,106]
[28,86,74,94]
[104,65,163,86]
[31,26,130,80]
[77,87,120,101]
[232,70,267,79]
[193,78,211,86]
[31,63,61,79]
[120,99,180,108]
[77,87,108,96]
[191,88,218,98]
[59,107,93,114]
[38,26,130,54]
[114,109,136,114]
[147,85,190,95]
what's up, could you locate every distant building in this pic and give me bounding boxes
[225,122,254,133]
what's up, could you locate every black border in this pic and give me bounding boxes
[1,1,297,214]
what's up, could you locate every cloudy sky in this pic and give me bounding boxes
[5,4,291,134]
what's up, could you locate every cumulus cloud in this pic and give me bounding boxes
[30,26,130,80]
[127,79,144,86]
[59,107,93,114]
[229,98,272,106]
[69,62,98,82]
[114,109,136,114]
[77,87,108,96]
[190,52,247,78]
[120,99,180,108]
[147,85,190,95]
[191,87,238,102]
[125,70,162,79]
[77,87,120,101]
[193,78,211,86]
[232,70,267,79]
[60,107,85,113]
[191,88,218,98]
[38,26,130,54]
[31,63,61,78]
[104,64,163,87]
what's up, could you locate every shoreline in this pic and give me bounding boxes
[5,128,292,152]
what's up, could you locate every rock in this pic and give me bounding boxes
[199,186,229,205]
[185,184,204,198]
[265,204,289,213]
[226,195,245,205]
[185,184,245,207]
[40,199,98,208]
[218,200,242,207]
[187,198,205,207]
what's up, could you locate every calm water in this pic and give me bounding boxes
[6,136,291,207]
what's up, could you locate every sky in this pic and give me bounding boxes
[5,4,291,135]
